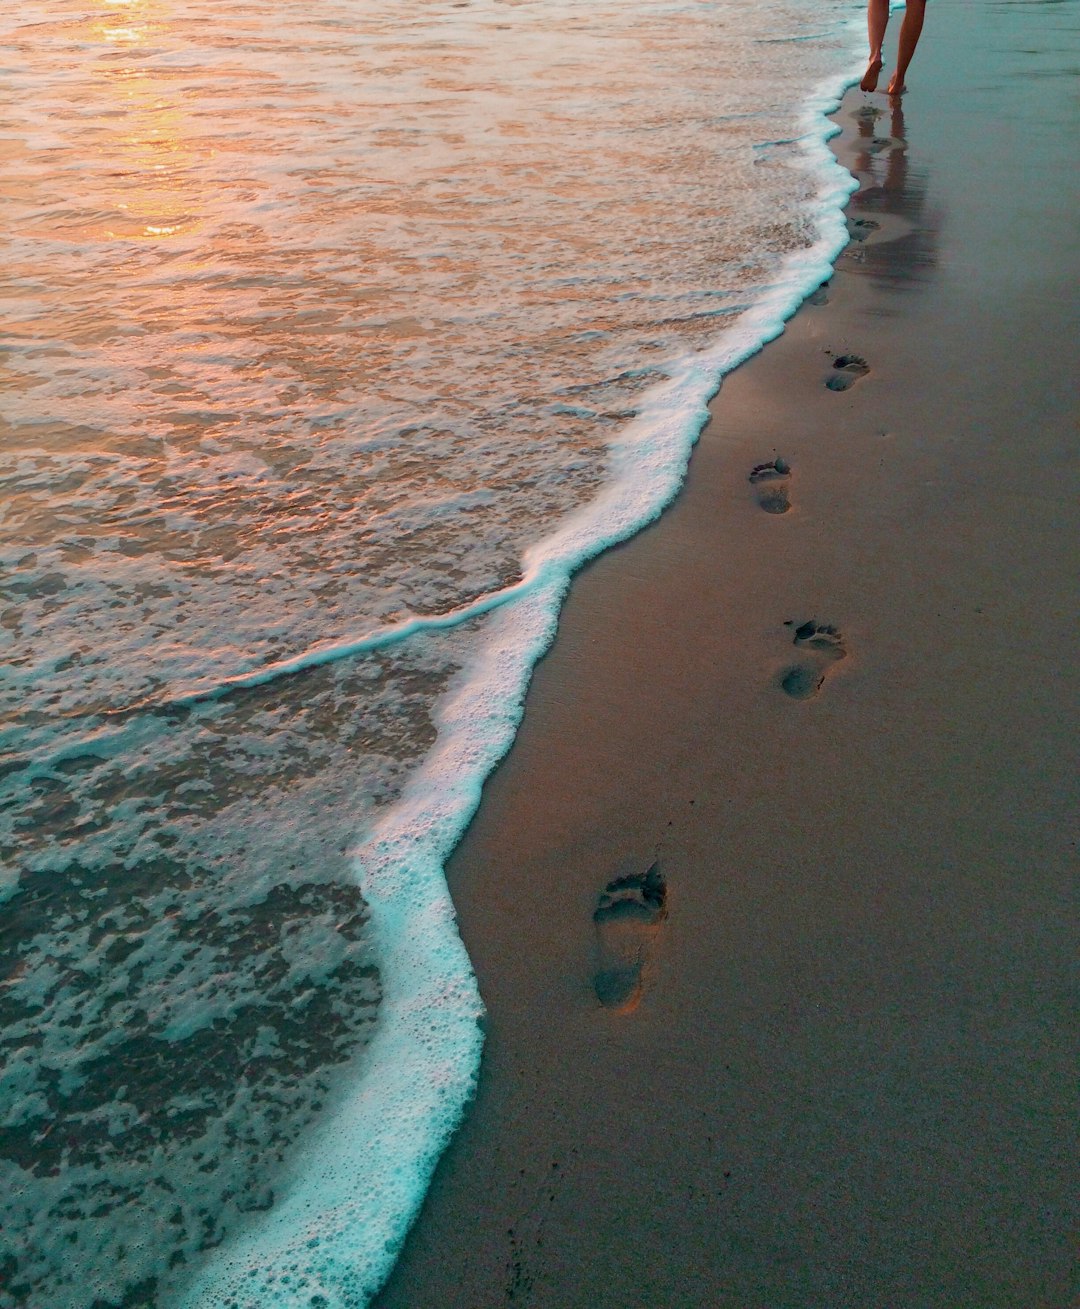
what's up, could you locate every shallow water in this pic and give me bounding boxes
[1,1,861,1303]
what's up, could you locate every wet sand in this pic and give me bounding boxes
[374,4,1078,1306]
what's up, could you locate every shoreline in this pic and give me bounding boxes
[373,3,1077,1306]
[179,49,868,1297]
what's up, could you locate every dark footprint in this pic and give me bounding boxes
[592,862,667,1010]
[780,620,847,699]
[780,664,825,699]
[826,354,870,392]
[748,457,792,514]
[846,216,880,242]
[807,281,830,306]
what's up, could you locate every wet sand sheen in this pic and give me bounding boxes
[373,3,1077,1305]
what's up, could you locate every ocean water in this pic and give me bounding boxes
[0,0,865,1304]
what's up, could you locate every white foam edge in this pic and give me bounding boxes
[179,42,873,1309]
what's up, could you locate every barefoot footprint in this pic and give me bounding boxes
[846,216,880,242]
[826,354,870,392]
[780,620,847,699]
[748,458,792,514]
[592,862,667,1010]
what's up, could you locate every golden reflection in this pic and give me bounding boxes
[74,0,206,241]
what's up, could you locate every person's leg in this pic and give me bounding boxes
[860,0,890,91]
[888,0,927,94]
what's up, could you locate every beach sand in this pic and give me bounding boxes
[373,4,1078,1306]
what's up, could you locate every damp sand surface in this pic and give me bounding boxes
[373,3,1078,1306]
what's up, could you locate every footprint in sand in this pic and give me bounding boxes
[780,620,847,699]
[846,216,881,241]
[826,354,870,392]
[592,862,667,1010]
[748,457,792,514]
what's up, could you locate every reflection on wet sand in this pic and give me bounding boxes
[842,98,943,288]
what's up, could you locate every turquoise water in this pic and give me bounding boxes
[0,1,864,1303]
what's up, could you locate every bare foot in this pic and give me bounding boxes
[860,57,883,92]
[887,75,906,95]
